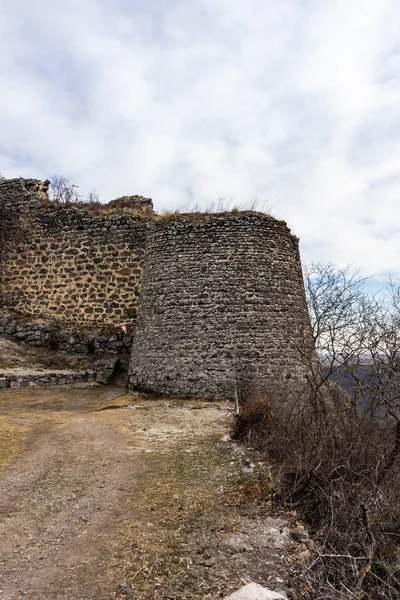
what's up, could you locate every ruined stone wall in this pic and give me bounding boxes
[0,370,96,390]
[128,213,313,400]
[0,178,150,326]
[0,309,133,355]
[1,178,313,397]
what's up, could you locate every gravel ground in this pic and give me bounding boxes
[0,388,297,600]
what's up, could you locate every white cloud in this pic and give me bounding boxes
[1,0,400,276]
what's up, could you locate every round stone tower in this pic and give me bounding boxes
[128,212,313,400]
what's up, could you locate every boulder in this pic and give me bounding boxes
[94,359,120,384]
[224,583,287,600]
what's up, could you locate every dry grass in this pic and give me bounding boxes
[0,417,26,472]
[157,197,275,221]
[102,432,240,599]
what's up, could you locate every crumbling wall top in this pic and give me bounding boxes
[0,177,51,208]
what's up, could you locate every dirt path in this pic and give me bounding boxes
[0,387,293,600]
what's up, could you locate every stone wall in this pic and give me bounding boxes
[0,309,132,355]
[0,370,95,389]
[1,178,314,399]
[0,178,151,326]
[128,213,313,400]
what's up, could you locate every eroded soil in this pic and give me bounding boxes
[0,387,293,599]
[0,337,93,372]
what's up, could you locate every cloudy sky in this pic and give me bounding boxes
[1,0,399,281]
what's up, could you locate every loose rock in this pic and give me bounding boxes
[224,582,287,599]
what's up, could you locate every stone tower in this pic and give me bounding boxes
[128,212,313,400]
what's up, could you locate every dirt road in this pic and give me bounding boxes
[0,387,291,600]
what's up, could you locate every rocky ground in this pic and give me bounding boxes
[0,386,307,600]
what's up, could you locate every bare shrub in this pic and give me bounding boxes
[49,174,99,206]
[233,266,400,599]
[49,174,81,204]
[232,382,400,599]
[231,388,273,449]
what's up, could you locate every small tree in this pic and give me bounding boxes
[49,175,81,204]
[48,175,99,205]
[303,263,378,385]
[86,190,100,203]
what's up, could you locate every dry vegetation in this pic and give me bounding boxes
[232,382,400,599]
[47,175,275,220]
[232,264,400,599]
[158,197,275,220]
[48,175,153,217]
[0,418,26,473]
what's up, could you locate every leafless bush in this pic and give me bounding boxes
[49,174,99,206]
[48,174,80,204]
[231,387,273,449]
[232,381,400,598]
[233,265,400,598]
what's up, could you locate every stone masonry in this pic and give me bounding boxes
[1,178,313,399]
[0,178,151,325]
[128,213,313,399]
